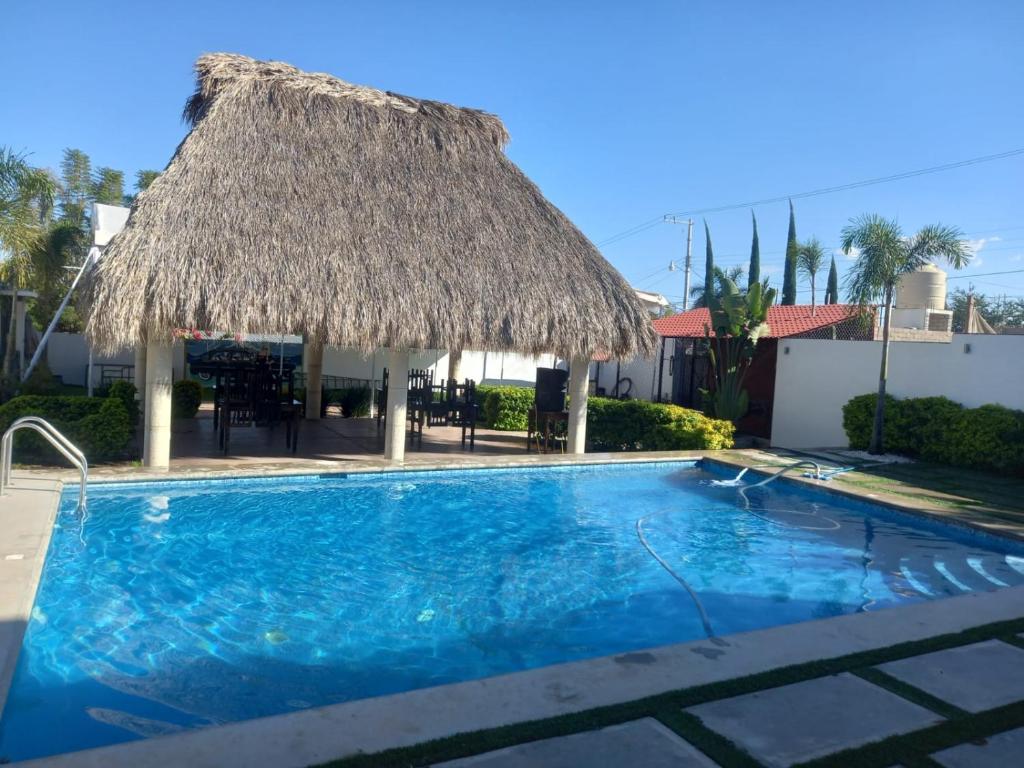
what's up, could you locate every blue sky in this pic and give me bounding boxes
[2,1,1022,305]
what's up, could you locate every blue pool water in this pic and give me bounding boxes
[2,460,1024,760]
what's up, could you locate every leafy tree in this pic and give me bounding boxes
[842,214,970,454]
[797,237,826,313]
[948,288,1024,331]
[782,200,799,305]
[703,219,714,307]
[92,167,125,206]
[58,148,92,230]
[825,256,839,304]
[748,210,760,291]
[1,148,56,375]
[135,170,159,192]
[26,221,84,332]
[702,278,777,421]
[123,169,161,206]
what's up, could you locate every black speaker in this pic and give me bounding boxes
[535,367,568,412]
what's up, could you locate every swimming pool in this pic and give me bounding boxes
[2,460,1022,760]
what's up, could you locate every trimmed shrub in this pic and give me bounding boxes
[172,380,203,419]
[842,393,1024,475]
[478,385,535,431]
[0,393,132,463]
[20,361,60,396]
[588,398,734,451]
[335,386,371,417]
[107,380,140,427]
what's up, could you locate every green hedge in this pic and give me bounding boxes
[172,380,203,418]
[588,398,735,451]
[476,385,535,431]
[0,393,132,464]
[842,393,1024,474]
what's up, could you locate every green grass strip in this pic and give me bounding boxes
[319,617,1024,768]
[655,708,760,768]
[999,633,1024,651]
[851,668,968,720]
[794,700,1024,768]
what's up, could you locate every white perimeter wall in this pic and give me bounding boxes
[46,332,136,387]
[771,334,1024,449]
[321,348,566,386]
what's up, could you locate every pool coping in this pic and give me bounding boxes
[19,588,1024,768]
[3,450,1023,767]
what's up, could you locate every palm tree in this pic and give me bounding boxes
[0,148,55,375]
[797,237,826,314]
[842,214,970,454]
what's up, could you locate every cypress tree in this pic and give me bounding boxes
[748,210,760,292]
[825,255,839,304]
[703,219,714,306]
[782,199,798,305]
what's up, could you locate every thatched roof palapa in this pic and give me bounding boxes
[85,53,656,359]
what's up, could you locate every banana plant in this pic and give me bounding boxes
[701,279,775,422]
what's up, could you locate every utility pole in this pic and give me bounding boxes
[664,216,693,310]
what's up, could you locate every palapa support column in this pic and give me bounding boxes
[567,354,591,455]
[384,348,410,463]
[143,341,173,469]
[446,347,463,383]
[304,341,323,420]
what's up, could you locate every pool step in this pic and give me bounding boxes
[897,554,1024,597]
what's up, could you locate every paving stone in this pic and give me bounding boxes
[878,640,1024,713]
[932,726,1024,767]
[686,673,942,768]
[432,718,717,767]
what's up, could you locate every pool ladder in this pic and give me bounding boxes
[1,416,88,512]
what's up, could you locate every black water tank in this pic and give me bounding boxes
[535,368,568,412]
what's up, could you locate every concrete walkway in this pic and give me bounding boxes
[432,638,1024,767]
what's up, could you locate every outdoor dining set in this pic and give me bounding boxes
[377,368,480,450]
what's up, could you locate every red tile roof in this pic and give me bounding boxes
[652,304,861,338]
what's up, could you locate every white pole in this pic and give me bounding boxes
[304,341,323,420]
[143,341,173,469]
[384,348,410,463]
[567,355,590,454]
[21,247,99,383]
[87,347,94,397]
[683,218,693,310]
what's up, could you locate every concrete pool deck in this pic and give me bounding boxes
[1,450,1023,766]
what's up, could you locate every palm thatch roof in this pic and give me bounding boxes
[84,53,655,359]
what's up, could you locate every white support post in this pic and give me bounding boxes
[447,347,463,383]
[567,354,590,455]
[305,342,323,420]
[384,348,409,463]
[143,341,173,469]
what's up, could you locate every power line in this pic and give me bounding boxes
[942,270,1024,282]
[596,148,1024,248]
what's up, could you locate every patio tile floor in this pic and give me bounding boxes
[432,718,718,767]
[685,673,944,767]
[932,725,1024,767]
[877,640,1024,713]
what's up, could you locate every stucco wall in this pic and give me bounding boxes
[771,334,1024,449]
[321,348,562,387]
[46,332,135,387]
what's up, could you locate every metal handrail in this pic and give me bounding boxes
[1,416,88,512]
